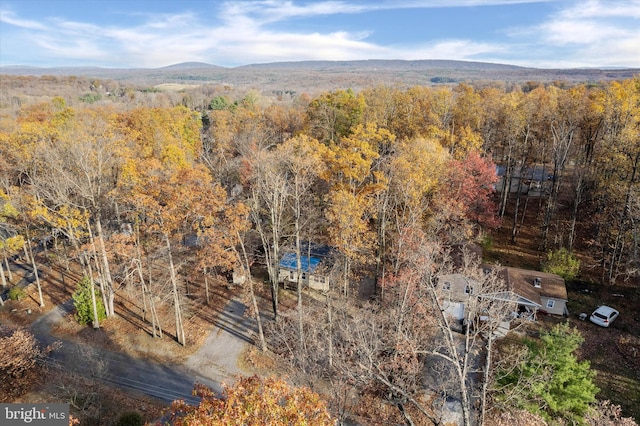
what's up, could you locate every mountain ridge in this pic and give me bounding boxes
[2,60,638,93]
[3,58,636,72]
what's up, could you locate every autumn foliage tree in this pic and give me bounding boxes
[167,376,334,426]
[323,123,393,296]
[436,150,500,242]
[0,325,49,401]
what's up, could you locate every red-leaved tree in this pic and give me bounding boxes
[436,150,500,242]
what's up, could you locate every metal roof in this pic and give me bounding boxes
[279,252,322,273]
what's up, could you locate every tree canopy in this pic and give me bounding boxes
[167,376,334,426]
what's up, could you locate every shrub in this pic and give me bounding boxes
[209,95,230,110]
[79,93,101,103]
[72,276,107,326]
[7,286,26,301]
[480,233,493,251]
[542,247,580,281]
[115,411,144,426]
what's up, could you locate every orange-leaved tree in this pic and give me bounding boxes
[167,376,334,426]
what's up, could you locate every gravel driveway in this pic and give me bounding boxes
[184,298,256,385]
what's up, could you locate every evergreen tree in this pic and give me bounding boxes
[72,276,107,326]
[498,323,599,424]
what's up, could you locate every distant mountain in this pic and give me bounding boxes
[237,59,527,71]
[158,62,225,70]
[1,60,638,93]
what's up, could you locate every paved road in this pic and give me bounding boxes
[29,297,255,405]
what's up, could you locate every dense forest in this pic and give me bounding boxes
[1,74,639,425]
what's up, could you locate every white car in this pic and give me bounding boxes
[589,305,619,327]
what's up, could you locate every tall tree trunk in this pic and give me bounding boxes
[138,259,147,322]
[541,174,560,251]
[236,231,266,351]
[270,221,280,320]
[68,232,87,277]
[251,192,279,319]
[136,259,161,338]
[568,173,584,251]
[375,188,390,297]
[95,215,115,317]
[4,253,12,281]
[26,234,44,307]
[22,242,30,264]
[426,274,475,426]
[134,223,161,337]
[327,291,333,368]
[0,261,7,288]
[542,125,575,250]
[293,195,305,358]
[146,253,159,337]
[87,218,109,315]
[204,267,210,305]
[480,332,494,426]
[0,260,6,311]
[342,256,350,298]
[165,235,185,346]
[499,138,516,218]
[86,259,100,329]
[510,164,525,244]
[458,309,473,426]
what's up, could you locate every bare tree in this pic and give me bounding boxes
[245,147,291,319]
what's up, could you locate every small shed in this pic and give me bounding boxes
[278,243,336,292]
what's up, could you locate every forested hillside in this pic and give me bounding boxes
[1,74,639,425]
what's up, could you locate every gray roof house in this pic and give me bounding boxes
[436,266,569,334]
[500,267,568,316]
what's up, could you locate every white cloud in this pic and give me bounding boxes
[557,0,640,19]
[0,0,637,68]
[393,40,507,61]
[530,0,640,67]
[0,9,47,30]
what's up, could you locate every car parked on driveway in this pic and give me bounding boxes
[589,305,619,327]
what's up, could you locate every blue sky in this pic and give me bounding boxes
[1,0,639,69]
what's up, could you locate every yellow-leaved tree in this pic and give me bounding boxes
[323,122,393,297]
[0,190,23,296]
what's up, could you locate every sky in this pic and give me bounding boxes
[0,0,639,69]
